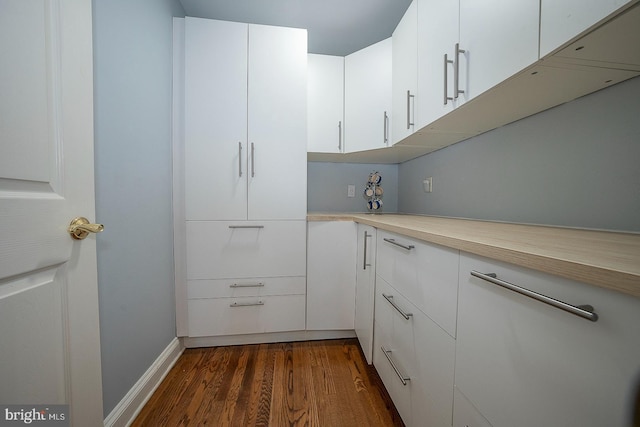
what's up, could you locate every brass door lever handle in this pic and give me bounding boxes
[68,217,104,240]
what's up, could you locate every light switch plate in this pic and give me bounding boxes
[348,185,356,197]
[423,177,433,193]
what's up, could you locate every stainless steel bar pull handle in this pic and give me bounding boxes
[238,142,243,177]
[363,231,372,270]
[444,54,454,105]
[251,142,255,177]
[383,238,415,251]
[470,271,599,322]
[230,282,264,288]
[228,225,264,229]
[406,90,414,129]
[454,43,465,99]
[338,121,342,151]
[383,111,389,146]
[230,300,264,307]
[381,346,410,386]
[382,294,413,320]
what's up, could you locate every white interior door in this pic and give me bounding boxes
[0,0,103,425]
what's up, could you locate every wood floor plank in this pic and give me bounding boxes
[132,338,404,427]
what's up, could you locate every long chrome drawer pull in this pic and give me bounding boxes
[363,231,372,270]
[230,300,264,307]
[382,294,412,320]
[230,282,264,288]
[470,271,599,322]
[228,225,264,229]
[383,238,415,251]
[381,346,410,386]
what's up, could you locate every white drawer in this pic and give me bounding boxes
[375,276,456,427]
[376,230,459,337]
[453,387,493,427]
[187,294,305,337]
[186,220,306,279]
[188,276,305,299]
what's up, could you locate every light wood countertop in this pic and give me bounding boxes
[308,213,640,298]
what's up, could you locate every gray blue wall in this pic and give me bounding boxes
[398,76,640,232]
[308,162,399,212]
[93,0,185,417]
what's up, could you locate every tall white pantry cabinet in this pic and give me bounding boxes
[173,17,308,340]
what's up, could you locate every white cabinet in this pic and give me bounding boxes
[540,0,633,57]
[306,221,357,330]
[355,224,376,364]
[458,0,539,102]
[392,0,418,144]
[456,252,640,427]
[344,38,392,153]
[185,18,307,221]
[307,54,344,153]
[373,275,456,427]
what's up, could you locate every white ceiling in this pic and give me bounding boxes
[179,0,412,56]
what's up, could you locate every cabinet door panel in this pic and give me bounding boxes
[459,0,539,101]
[184,18,248,220]
[344,38,392,153]
[307,54,344,153]
[355,224,376,363]
[186,220,307,279]
[392,0,418,143]
[456,252,640,427]
[248,25,307,220]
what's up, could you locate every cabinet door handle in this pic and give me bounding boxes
[383,111,389,146]
[454,43,466,99]
[251,142,255,177]
[406,90,414,129]
[382,293,413,320]
[228,225,264,229]
[338,121,342,151]
[470,271,599,322]
[363,231,372,270]
[238,142,243,177]
[230,300,264,307]
[381,346,410,386]
[230,282,264,288]
[383,238,414,251]
[444,53,454,105]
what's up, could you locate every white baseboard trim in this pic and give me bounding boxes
[103,337,184,427]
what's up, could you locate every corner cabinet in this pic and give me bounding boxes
[174,17,308,342]
[456,252,640,427]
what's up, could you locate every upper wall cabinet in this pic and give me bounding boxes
[184,18,307,221]
[344,38,392,153]
[392,0,418,144]
[540,0,634,57]
[307,54,344,154]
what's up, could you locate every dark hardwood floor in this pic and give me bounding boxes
[132,338,404,426]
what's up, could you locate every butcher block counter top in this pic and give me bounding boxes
[308,213,640,299]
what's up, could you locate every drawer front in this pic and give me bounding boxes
[188,276,305,299]
[187,294,306,337]
[186,220,306,279]
[453,387,493,427]
[376,276,456,427]
[376,230,459,336]
[456,252,640,427]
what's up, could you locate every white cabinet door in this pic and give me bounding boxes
[459,0,539,101]
[540,0,633,57]
[456,252,640,427]
[416,0,460,128]
[392,0,418,144]
[344,38,392,153]
[306,221,357,330]
[248,24,307,221]
[185,18,248,221]
[307,54,344,153]
[355,224,376,363]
